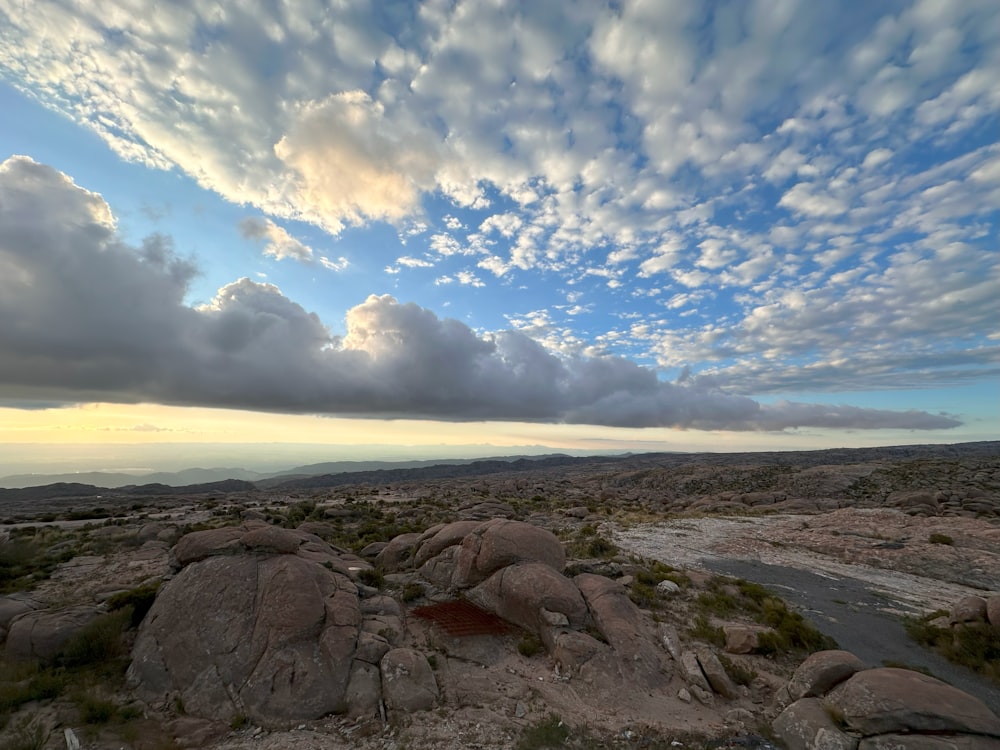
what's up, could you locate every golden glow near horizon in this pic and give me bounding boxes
[0,401,970,457]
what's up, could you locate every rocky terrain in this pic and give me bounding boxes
[0,441,997,749]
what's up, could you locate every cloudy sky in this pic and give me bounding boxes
[0,0,997,470]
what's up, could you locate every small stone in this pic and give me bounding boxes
[515,702,527,718]
[678,688,692,703]
[656,579,681,595]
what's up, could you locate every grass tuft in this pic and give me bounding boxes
[516,714,570,750]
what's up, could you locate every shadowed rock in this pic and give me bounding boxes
[5,605,101,661]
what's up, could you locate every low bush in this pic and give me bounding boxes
[928,533,954,545]
[905,615,1000,683]
[58,609,131,670]
[108,581,160,628]
[695,576,837,655]
[356,568,385,589]
[517,633,544,658]
[687,613,725,647]
[517,714,569,750]
[718,654,757,686]
[79,695,117,724]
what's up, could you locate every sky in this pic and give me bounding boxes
[0,0,997,473]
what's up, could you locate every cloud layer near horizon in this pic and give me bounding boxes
[0,156,959,432]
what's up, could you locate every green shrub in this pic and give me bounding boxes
[634,561,688,589]
[229,713,249,730]
[695,576,836,655]
[79,695,117,724]
[718,654,757,686]
[758,599,837,653]
[400,582,424,602]
[586,536,617,558]
[687,614,725,647]
[928,533,954,545]
[517,633,544,658]
[58,609,131,669]
[697,589,739,617]
[629,581,664,610]
[517,714,569,750]
[108,582,160,628]
[905,615,1000,683]
[356,568,385,589]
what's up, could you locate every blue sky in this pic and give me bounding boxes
[0,0,997,470]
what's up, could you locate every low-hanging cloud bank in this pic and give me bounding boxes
[0,157,959,432]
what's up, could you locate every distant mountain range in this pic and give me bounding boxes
[0,454,574,490]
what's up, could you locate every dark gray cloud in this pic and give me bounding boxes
[0,157,960,432]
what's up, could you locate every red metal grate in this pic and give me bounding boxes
[411,598,514,637]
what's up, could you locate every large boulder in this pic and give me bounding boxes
[413,521,480,568]
[574,573,672,686]
[0,596,36,642]
[466,562,588,638]
[375,532,422,572]
[825,668,1000,738]
[773,697,857,750]
[452,519,565,587]
[129,541,361,727]
[987,594,1000,628]
[380,648,439,712]
[787,649,866,701]
[172,525,248,566]
[5,605,101,661]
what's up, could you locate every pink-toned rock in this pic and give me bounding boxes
[574,573,672,687]
[787,649,866,700]
[696,648,737,699]
[241,525,303,554]
[129,552,361,727]
[467,562,587,638]
[551,630,607,674]
[375,532,422,572]
[344,661,381,717]
[987,595,1000,628]
[5,605,102,661]
[173,526,245,565]
[380,648,439,712]
[453,519,565,586]
[825,667,1000,738]
[413,520,480,567]
[773,697,857,750]
[359,541,388,559]
[723,624,765,654]
[950,596,988,625]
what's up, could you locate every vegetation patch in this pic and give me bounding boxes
[107,581,160,627]
[0,530,76,593]
[356,567,385,589]
[516,713,570,750]
[928,533,954,545]
[905,613,1000,684]
[564,525,619,560]
[517,633,544,658]
[694,576,836,655]
[686,613,725,648]
[718,654,757,686]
